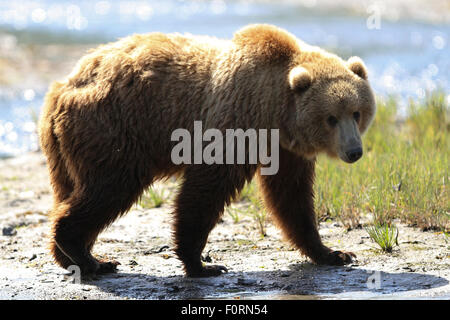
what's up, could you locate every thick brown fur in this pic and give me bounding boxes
[39,24,375,277]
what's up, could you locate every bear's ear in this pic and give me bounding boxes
[289,66,312,92]
[347,56,368,80]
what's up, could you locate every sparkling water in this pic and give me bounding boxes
[0,0,448,157]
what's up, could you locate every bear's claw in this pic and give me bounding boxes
[187,265,228,278]
[97,260,121,274]
[79,259,121,280]
[315,250,356,266]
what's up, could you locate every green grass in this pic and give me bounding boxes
[226,206,242,223]
[365,223,399,252]
[227,181,268,238]
[231,91,449,234]
[139,187,167,209]
[315,91,449,232]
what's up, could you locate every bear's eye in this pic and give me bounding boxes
[327,116,338,127]
[353,111,361,122]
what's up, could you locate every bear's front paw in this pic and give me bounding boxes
[97,260,121,274]
[186,264,228,278]
[315,250,356,266]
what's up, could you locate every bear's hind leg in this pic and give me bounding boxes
[174,165,252,277]
[51,183,143,277]
[45,148,76,270]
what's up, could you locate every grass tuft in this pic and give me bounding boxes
[140,187,167,209]
[229,181,268,238]
[365,223,399,252]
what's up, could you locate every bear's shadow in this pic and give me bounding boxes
[88,263,449,299]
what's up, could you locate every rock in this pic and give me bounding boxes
[2,226,17,236]
[402,266,415,272]
[144,245,170,254]
[201,252,212,263]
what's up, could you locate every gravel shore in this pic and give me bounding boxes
[0,152,448,299]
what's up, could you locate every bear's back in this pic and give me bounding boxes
[62,32,227,92]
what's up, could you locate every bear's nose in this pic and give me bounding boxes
[346,148,363,163]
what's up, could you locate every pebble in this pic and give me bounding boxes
[128,260,138,266]
[201,254,212,263]
[402,266,415,272]
[2,226,17,236]
[144,245,170,254]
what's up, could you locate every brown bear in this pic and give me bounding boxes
[38,24,375,278]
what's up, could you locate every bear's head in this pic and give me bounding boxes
[233,24,376,163]
[284,52,376,163]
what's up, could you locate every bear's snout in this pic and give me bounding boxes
[345,147,363,163]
